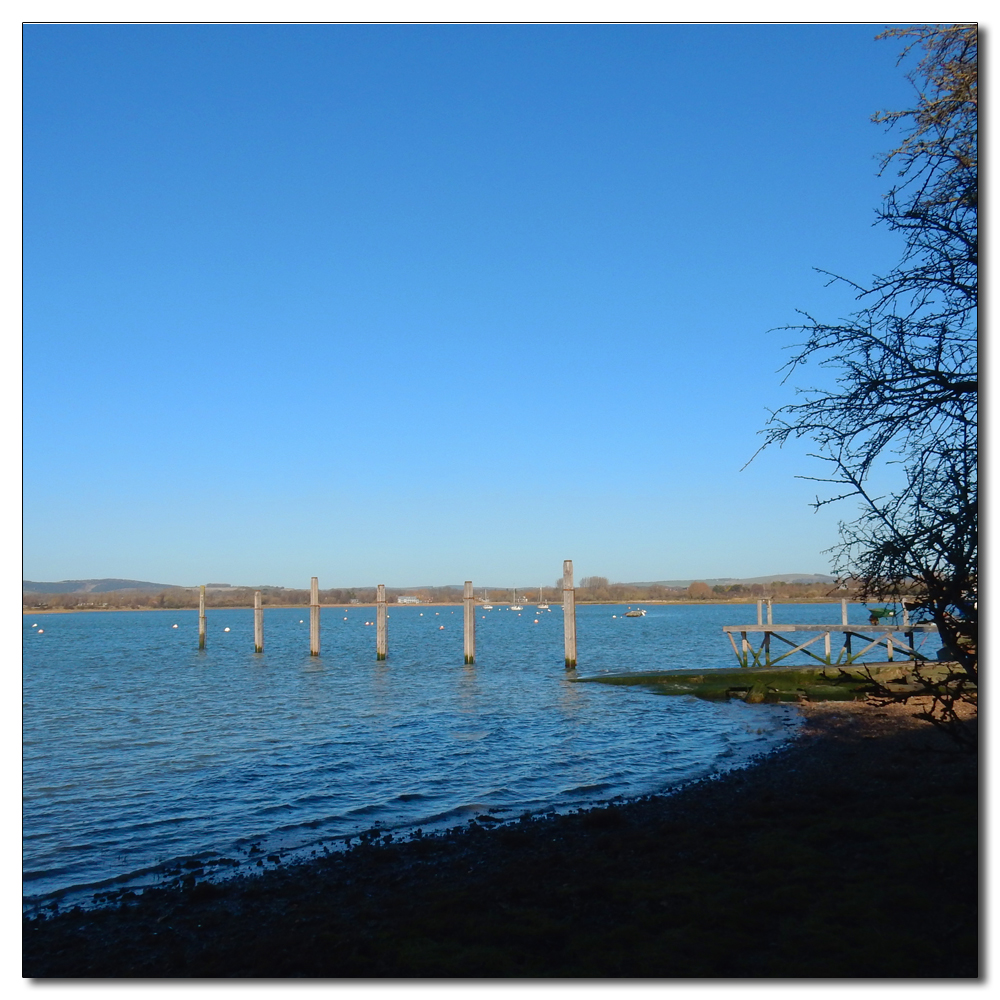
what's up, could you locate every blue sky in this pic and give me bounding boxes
[23,23,922,588]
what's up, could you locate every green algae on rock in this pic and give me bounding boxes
[572,662,963,703]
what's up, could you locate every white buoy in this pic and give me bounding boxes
[438,625,444,630]
[37,629,44,633]
[224,627,230,632]
[172,624,179,628]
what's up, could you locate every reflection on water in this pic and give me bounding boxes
[21,602,864,906]
[555,671,587,721]
[456,663,481,717]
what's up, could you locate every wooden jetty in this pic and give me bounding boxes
[188,575,942,675]
[724,599,938,668]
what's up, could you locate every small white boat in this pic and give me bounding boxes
[537,585,549,610]
[482,588,493,610]
[510,589,523,611]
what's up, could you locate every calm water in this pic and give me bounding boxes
[24,601,935,907]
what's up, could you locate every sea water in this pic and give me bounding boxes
[23,601,934,907]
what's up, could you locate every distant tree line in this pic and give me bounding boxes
[22,584,469,610]
[569,577,868,603]
[25,579,891,611]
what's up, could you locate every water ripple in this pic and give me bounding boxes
[22,603,823,905]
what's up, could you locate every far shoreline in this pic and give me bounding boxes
[23,597,862,615]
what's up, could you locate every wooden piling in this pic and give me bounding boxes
[563,559,577,669]
[198,585,206,649]
[376,584,387,660]
[902,599,914,658]
[463,581,476,663]
[254,591,263,653]
[756,600,763,625]
[310,577,320,656]
[841,599,849,625]
[766,599,773,625]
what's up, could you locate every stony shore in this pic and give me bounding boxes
[23,699,977,979]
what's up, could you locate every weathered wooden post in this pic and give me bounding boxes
[757,600,763,625]
[840,600,851,660]
[310,577,320,656]
[254,591,264,653]
[766,599,773,625]
[463,580,475,664]
[198,585,206,649]
[376,584,387,660]
[901,598,914,659]
[563,559,577,669]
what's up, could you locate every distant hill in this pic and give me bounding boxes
[633,574,838,588]
[23,573,839,596]
[22,579,183,594]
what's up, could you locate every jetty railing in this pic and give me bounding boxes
[723,620,939,668]
[724,597,938,668]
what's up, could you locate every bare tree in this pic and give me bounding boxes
[754,25,977,682]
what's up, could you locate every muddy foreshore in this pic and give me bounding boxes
[23,699,977,978]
